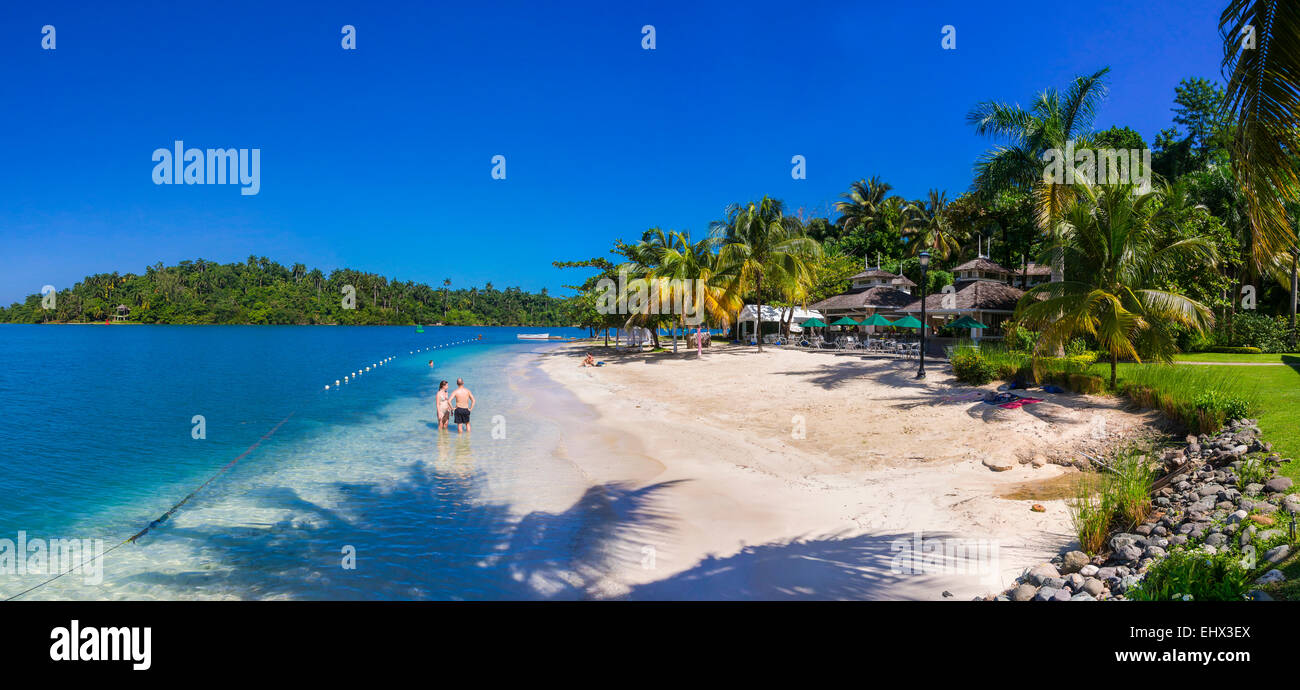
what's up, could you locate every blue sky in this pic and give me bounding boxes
[1,1,1226,303]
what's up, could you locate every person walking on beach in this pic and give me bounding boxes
[449,378,475,433]
[435,380,451,430]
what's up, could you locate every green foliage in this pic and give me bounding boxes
[1193,389,1251,422]
[1112,448,1156,528]
[1111,363,1258,434]
[1003,323,1038,352]
[1219,313,1297,353]
[1068,476,1117,555]
[1128,548,1254,601]
[1236,456,1271,486]
[1207,345,1263,354]
[950,347,998,385]
[0,257,567,326]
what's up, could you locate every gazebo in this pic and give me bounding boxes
[113,304,129,322]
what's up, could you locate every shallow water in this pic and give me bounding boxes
[0,325,660,600]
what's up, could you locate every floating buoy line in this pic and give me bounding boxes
[5,336,483,601]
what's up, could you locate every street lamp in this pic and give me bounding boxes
[917,250,930,379]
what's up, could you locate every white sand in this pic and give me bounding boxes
[534,341,1162,600]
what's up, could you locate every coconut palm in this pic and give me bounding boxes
[1219,0,1300,266]
[835,177,893,235]
[1014,182,1217,388]
[968,68,1111,282]
[713,197,821,352]
[903,189,963,260]
[656,231,743,353]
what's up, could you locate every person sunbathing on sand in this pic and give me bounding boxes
[580,353,605,367]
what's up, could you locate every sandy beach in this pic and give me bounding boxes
[534,340,1165,600]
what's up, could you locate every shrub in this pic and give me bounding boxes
[951,348,997,385]
[1221,313,1296,353]
[1127,548,1255,601]
[1193,389,1250,423]
[1004,323,1038,352]
[1065,337,1090,357]
[1207,346,1263,354]
[1065,373,1105,394]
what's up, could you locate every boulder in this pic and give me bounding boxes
[1264,477,1293,493]
[1061,551,1090,574]
[1011,583,1038,602]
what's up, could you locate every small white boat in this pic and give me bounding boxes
[516,333,550,340]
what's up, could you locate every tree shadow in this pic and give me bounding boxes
[623,530,1004,601]
[120,460,683,600]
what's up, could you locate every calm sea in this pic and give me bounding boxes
[0,325,650,600]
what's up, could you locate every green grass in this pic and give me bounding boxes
[1172,352,1300,363]
[1098,360,1300,480]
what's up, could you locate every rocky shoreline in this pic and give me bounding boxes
[991,419,1298,601]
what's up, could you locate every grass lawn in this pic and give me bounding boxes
[1096,360,1300,480]
[1172,352,1300,363]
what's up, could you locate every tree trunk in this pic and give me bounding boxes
[755,275,764,353]
[1051,243,1064,283]
[1110,353,1118,390]
[1291,251,1298,350]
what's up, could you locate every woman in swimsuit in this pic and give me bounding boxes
[436,380,451,430]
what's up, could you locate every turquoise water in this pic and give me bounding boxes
[0,325,656,600]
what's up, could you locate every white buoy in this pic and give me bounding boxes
[325,385,330,390]
[335,380,341,386]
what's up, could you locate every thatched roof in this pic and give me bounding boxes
[900,280,1025,313]
[810,286,916,312]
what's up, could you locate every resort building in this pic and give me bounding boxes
[1009,262,1053,290]
[900,255,1026,340]
[736,304,823,338]
[808,264,915,326]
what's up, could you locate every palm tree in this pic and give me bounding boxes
[835,177,893,236]
[1219,1,1300,267]
[903,190,962,260]
[713,197,821,352]
[657,231,743,353]
[442,278,451,319]
[1014,181,1217,388]
[968,68,1111,282]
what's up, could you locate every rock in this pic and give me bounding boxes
[1070,593,1097,601]
[1050,588,1071,602]
[1061,551,1090,574]
[1110,533,1141,550]
[1256,569,1286,585]
[1011,583,1037,601]
[1026,563,1061,586]
[1227,510,1248,524]
[1042,576,1066,590]
[1116,574,1142,595]
[1263,545,1291,565]
[1143,545,1167,559]
[983,456,1015,472]
[1033,587,1060,602]
[1113,544,1143,562]
[1198,484,1226,497]
[1205,533,1228,548]
[1265,477,1293,493]
[1096,567,1117,580]
[1079,564,1100,578]
[1245,483,1264,495]
[1064,573,1085,591]
[1031,453,1048,468]
[1082,578,1105,597]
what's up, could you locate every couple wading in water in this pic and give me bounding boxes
[436,377,476,433]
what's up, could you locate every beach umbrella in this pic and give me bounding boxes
[891,315,926,329]
[860,313,894,327]
[948,315,988,329]
[830,317,860,326]
[800,318,827,327]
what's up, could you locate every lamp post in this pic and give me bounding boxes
[917,250,930,379]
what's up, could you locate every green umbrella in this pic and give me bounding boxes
[891,315,926,329]
[947,315,988,329]
[800,318,827,327]
[860,313,894,327]
[830,317,860,326]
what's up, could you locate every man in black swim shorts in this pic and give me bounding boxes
[449,378,475,433]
